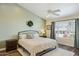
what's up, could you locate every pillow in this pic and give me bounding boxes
[33,33,39,38]
[26,33,33,39]
[19,33,26,39]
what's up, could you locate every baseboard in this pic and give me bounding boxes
[0,48,6,51]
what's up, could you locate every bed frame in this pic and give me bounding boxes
[18,30,56,56]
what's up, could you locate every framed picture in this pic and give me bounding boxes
[47,25,51,30]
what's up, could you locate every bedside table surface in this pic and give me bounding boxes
[6,39,18,52]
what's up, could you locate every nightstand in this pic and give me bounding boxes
[40,36,47,38]
[6,39,18,52]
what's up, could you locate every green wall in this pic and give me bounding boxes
[0,4,45,49]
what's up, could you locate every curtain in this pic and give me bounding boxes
[75,18,79,48]
[50,22,55,39]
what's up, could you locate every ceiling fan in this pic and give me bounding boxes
[47,9,61,16]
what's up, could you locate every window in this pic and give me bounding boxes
[55,20,75,47]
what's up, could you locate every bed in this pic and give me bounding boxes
[18,30,58,56]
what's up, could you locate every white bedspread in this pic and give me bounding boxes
[18,37,57,56]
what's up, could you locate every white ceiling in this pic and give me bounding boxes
[18,3,79,20]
